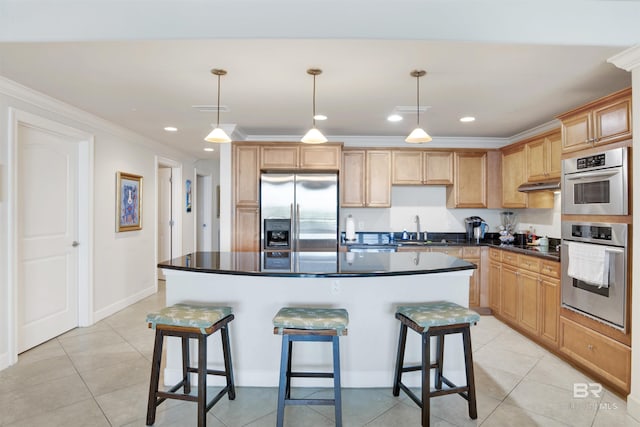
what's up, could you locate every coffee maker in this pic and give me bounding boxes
[465,216,484,242]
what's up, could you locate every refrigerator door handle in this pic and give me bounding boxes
[290,203,295,251]
[296,203,301,251]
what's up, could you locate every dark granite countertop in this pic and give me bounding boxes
[158,251,477,278]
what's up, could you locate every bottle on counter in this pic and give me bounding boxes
[402,229,409,240]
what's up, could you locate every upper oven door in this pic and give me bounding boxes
[562,166,627,215]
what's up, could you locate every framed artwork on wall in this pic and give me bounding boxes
[116,171,143,232]
[186,179,192,212]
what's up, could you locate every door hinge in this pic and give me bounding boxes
[169,220,175,227]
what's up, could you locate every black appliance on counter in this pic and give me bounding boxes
[464,216,484,242]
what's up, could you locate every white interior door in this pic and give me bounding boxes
[17,124,79,353]
[158,167,172,279]
[196,174,212,251]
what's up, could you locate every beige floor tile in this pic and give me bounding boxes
[473,343,540,378]
[525,353,595,392]
[481,402,570,426]
[308,387,400,425]
[0,354,77,394]
[58,328,127,355]
[12,338,67,365]
[122,401,227,427]
[488,328,549,359]
[593,391,640,427]
[474,363,522,401]
[3,398,110,427]
[365,400,455,427]
[242,406,335,427]
[428,389,501,426]
[0,374,92,425]
[209,386,280,426]
[504,378,599,426]
[59,320,113,339]
[79,355,151,397]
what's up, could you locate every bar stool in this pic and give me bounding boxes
[392,301,479,427]
[272,307,349,427]
[146,303,235,427]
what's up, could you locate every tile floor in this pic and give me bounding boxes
[1,282,638,427]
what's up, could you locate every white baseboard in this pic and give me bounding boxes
[93,284,157,323]
[0,351,11,372]
[627,393,640,422]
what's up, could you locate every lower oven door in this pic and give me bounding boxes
[561,241,627,330]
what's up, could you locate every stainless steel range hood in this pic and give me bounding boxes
[517,180,561,192]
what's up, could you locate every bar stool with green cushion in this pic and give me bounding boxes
[146,303,235,427]
[273,307,349,427]
[392,301,480,427]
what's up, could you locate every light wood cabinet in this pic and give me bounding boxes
[540,276,559,348]
[341,149,391,208]
[500,264,518,323]
[488,259,501,313]
[234,206,259,251]
[446,152,487,208]
[518,269,540,335]
[501,145,527,208]
[234,144,260,206]
[391,150,454,185]
[560,317,630,392]
[261,144,342,170]
[526,130,561,182]
[557,88,632,154]
[463,248,481,308]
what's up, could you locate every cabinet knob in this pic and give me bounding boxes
[587,344,594,351]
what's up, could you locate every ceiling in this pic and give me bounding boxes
[0,2,637,158]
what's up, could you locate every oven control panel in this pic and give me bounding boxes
[571,224,612,241]
[576,153,606,170]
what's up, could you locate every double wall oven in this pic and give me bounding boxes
[560,147,630,331]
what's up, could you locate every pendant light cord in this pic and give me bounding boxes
[312,73,317,127]
[415,74,420,127]
[216,73,222,127]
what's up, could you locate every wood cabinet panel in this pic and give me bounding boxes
[465,257,481,307]
[489,261,501,313]
[560,317,630,392]
[561,111,592,153]
[341,150,366,207]
[234,144,260,206]
[501,251,518,266]
[540,260,561,279]
[526,130,561,182]
[234,206,259,252]
[260,146,298,169]
[500,265,518,322]
[518,270,540,335]
[593,95,632,147]
[424,151,453,185]
[501,145,527,208]
[518,254,541,273]
[300,145,341,169]
[547,131,562,178]
[447,152,486,208]
[366,150,391,207]
[391,151,422,184]
[489,248,502,262]
[540,276,559,348]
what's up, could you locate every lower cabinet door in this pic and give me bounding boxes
[500,266,518,322]
[518,270,540,335]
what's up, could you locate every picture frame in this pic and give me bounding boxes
[116,171,143,232]
[186,179,192,212]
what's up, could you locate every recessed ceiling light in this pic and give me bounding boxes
[313,114,327,121]
[164,126,178,132]
[459,116,476,123]
[387,114,403,122]
[204,147,215,152]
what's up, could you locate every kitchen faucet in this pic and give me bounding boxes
[414,215,420,240]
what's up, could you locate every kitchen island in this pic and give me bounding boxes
[158,251,476,388]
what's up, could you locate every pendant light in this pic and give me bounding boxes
[301,68,328,144]
[204,68,232,143]
[405,70,432,143]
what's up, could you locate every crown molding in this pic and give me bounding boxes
[0,75,195,160]
[507,119,561,144]
[608,45,640,71]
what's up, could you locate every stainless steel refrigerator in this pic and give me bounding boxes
[261,173,338,251]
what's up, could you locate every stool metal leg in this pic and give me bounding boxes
[421,332,431,427]
[285,340,293,399]
[197,334,207,427]
[332,335,343,427]
[182,336,191,394]
[146,329,164,425]
[462,327,478,419]
[220,325,236,400]
[276,334,291,427]
[435,335,444,390]
[392,322,408,396]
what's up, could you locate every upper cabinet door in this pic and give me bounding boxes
[260,146,299,169]
[447,152,486,208]
[299,145,341,170]
[366,150,392,207]
[593,95,632,147]
[502,146,527,208]
[391,151,423,184]
[424,151,454,185]
[341,150,366,207]
[561,111,592,153]
[525,138,547,182]
[234,145,260,206]
[546,131,562,179]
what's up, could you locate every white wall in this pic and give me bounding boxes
[0,77,198,368]
[341,185,561,239]
[194,158,221,250]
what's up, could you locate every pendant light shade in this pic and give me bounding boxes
[301,68,328,144]
[204,69,232,143]
[405,70,432,144]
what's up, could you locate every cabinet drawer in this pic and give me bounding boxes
[560,317,630,392]
[430,247,463,257]
[540,260,561,278]
[463,247,481,258]
[489,248,502,262]
[501,251,518,266]
[518,255,541,272]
